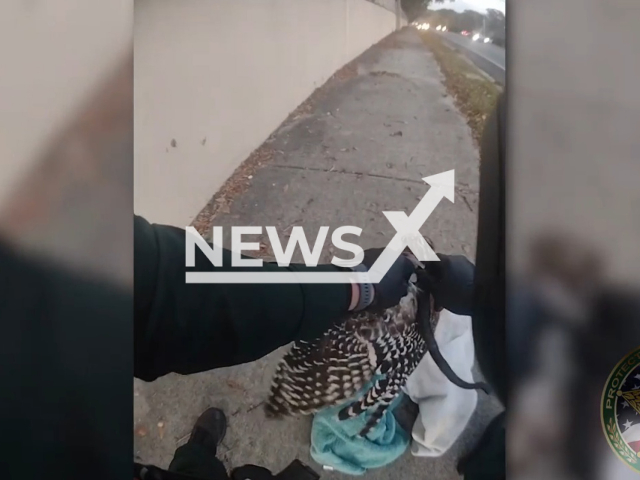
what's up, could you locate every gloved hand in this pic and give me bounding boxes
[353,248,417,311]
[422,253,475,316]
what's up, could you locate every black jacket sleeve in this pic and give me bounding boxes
[134,215,352,382]
[0,239,132,480]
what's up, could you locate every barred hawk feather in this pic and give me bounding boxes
[265,269,490,436]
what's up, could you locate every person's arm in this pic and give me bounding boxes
[134,215,414,381]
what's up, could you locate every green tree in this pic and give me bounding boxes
[426,8,483,33]
[485,8,505,41]
[458,9,485,32]
[428,8,458,28]
[400,0,446,22]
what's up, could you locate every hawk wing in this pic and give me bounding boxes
[265,283,422,422]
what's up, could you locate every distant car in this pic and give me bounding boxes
[470,33,492,43]
[461,30,469,36]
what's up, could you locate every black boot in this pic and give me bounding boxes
[187,408,228,454]
[166,408,230,479]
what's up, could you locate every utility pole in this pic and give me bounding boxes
[396,0,402,30]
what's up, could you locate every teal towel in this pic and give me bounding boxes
[309,379,410,475]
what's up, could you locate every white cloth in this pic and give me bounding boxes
[403,310,478,457]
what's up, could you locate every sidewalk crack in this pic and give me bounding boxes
[270,164,425,184]
[269,164,479,202]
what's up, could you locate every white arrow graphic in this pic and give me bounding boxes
[367,169,455,283]
[186,170,454,283]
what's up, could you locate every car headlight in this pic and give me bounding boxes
[472,33,480,41]
[483,37,491,43]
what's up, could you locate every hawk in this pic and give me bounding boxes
[265,266,490,436]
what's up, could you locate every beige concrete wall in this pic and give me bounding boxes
[0,0,131,210]
[134,0,400,226]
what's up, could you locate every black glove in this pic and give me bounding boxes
[356,248,417,310]
[422,253,475,316]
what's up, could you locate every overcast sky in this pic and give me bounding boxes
[430,0,506,14]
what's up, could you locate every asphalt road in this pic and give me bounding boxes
[439,31,505,84]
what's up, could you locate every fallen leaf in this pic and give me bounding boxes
[157,422,165,439]
[283,184,289,193]
[391,131,403,137]
[201,137,207,145]
[216,200,230,214]
[135,425,148,437]
[171,139,177,148]
[226,379,245,391]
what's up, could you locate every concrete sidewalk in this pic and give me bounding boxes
[134,28,501,479]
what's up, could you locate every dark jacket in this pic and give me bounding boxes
[1,216,355,480]
[133,214,353,381]
[1,238,132,480]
